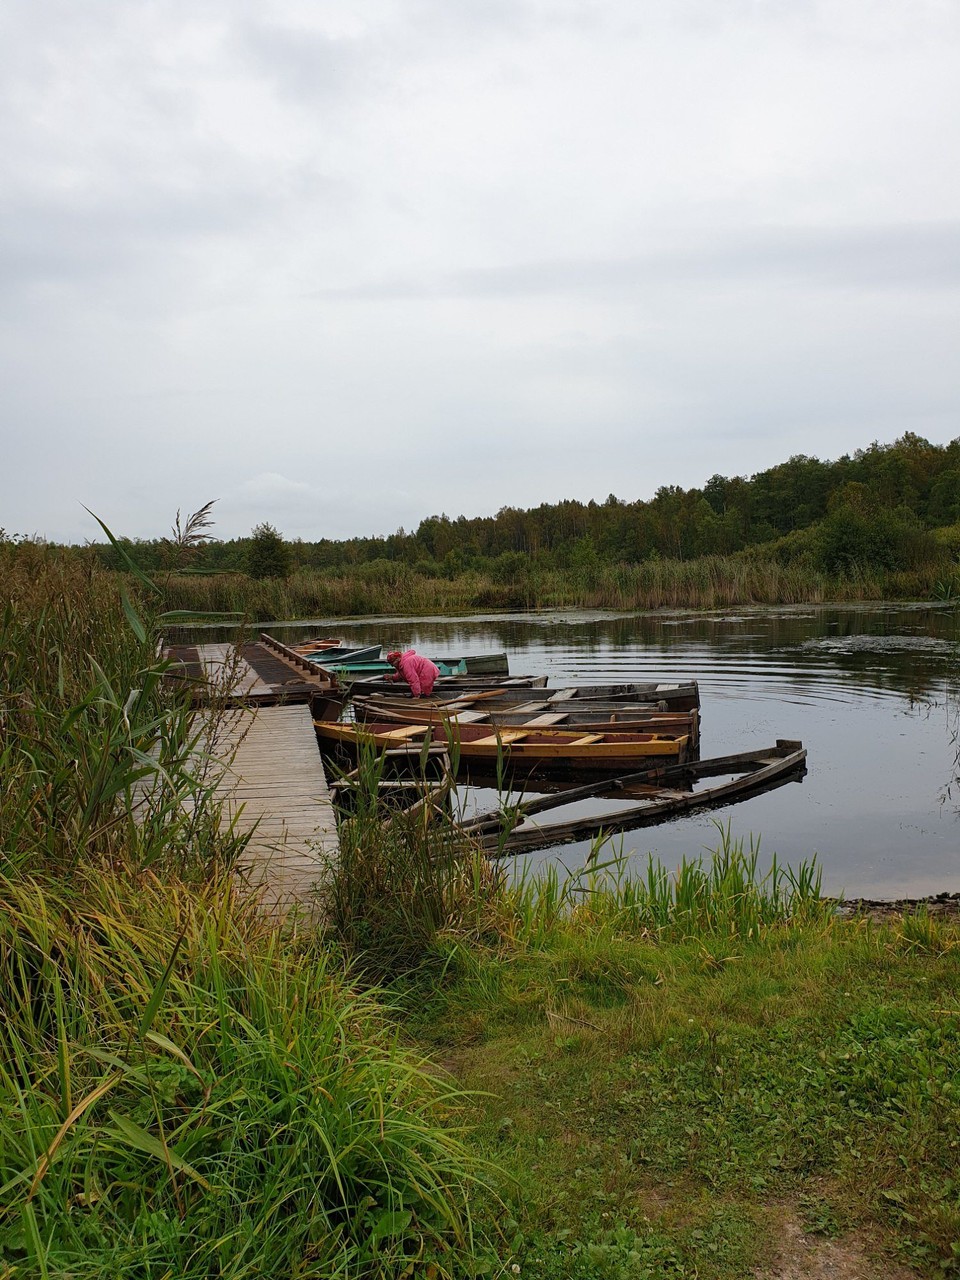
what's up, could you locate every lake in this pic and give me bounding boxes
[182,603,960,898]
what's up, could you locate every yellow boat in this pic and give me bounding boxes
[314,718,690,778]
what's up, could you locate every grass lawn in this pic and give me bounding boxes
[406,915,960,1278]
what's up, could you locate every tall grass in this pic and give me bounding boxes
[322,746,498,980]
[0,872,487,1278]
[502,825,830,949]
[0,543,235,876]
[153,554,949,620]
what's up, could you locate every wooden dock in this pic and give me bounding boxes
[175,641,340,915]
[211,703,337,915]
[165,633,336,706]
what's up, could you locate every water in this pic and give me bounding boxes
[175,604,960,898]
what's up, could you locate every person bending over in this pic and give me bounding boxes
[385,649,440,697]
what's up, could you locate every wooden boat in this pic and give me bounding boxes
[295,636,344,651]
[349,673,549,694]
[321,657,468,681]
[461,741,806,854]
[350,693,700,750]
[330,652,509,681]
[299,643,382,665]
[432,652,510,676]
[486,682,701,711]
[353,679,698,713]
[314,718,691,777]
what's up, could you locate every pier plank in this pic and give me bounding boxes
[209,703,337,916]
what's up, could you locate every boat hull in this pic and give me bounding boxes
[349,679,697,710]
[432,652,510,675]
[300,644,383,666]
[314,718,690,777]
[351,695,700,751]
[463,743,807,854]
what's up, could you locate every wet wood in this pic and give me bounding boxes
[463,744,807,854]
[207,704,337,916]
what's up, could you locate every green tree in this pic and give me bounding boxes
[247,522,291,579]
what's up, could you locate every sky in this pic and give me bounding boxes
[2,0,959,545]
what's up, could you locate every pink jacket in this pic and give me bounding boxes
[391,649,440,696]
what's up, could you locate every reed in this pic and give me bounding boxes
[321,745,499,980]
[504,823,830,947]
[0,544,236,877]
[152,555,949,621]
[0,871,486,1278]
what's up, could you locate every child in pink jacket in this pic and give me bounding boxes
[386,649,440,697]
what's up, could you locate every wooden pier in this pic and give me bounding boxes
[170,639,339,915]
[211,703,337,915]
[165,633,336,706]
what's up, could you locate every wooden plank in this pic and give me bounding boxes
[471,730,529,746]
[200,701,337,917]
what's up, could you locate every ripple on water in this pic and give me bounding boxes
[173,603,960,896]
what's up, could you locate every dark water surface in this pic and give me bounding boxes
[184,604,960,897]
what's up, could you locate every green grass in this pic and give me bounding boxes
[404,894,960,1278]
[0,872,489,1279]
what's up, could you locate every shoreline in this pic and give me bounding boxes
[833,890,960,919]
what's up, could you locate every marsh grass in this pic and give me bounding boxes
[0,872,488,1278]
[501,824,830,950]
[323,745,499,980]
[153,554,949,619]
[0,545,237,877]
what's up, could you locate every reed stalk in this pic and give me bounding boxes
[504,822,830,946]
[0,544,237,877]
[151,555,948,621]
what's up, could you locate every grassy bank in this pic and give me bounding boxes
[153,555,956,620]
[0,546,490,1278]
[400,853,960,1279]
[4,542,959,1277]
[321,795,960,1277]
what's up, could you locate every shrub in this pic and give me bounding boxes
[246,522,291,580]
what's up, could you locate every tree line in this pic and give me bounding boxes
[92,433,960,579]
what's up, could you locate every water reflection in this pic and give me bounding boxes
[169,604,960,898]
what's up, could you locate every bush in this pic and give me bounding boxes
[815,504,940,575]
[246,522,291,580]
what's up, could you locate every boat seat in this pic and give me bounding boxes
[378,725,428,740]
[472,730,529,745]
[521,713,569,726]
[568,734,603,744]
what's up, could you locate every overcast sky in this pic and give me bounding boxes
[2,1,959,544]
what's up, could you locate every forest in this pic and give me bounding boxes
[90,434,960,587]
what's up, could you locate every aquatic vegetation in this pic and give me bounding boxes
[150,552,952,621]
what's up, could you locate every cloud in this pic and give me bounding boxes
[1,0,959,544]
[306,222,960,303]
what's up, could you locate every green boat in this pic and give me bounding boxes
[318,657,468,682]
